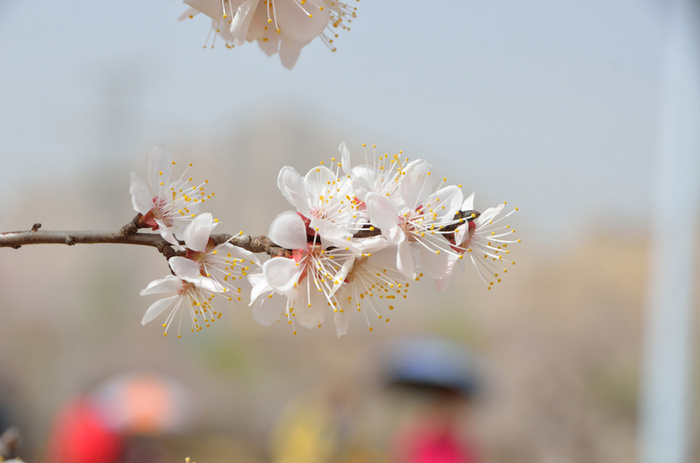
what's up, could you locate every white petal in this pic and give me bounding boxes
[169,256,203,281]
[462,192,475,211]
[399,159,436,209]
[230,0,259,45]
[263,257,302,294]
[396,239,415,279]
[184,0,225,19]
[425,185,463,221]
[435,256,458,291]
[311,219,351,247]
[147,144,172,194]
[171,214,199,241]
[419,244,451,279]
[141,295,179,325]
[454,222,469,245]
[279,38,304,70]
[476,203,505,227]
[333,310,351,337]
[252,299,285,326]
[130,173,154,215]
[339,142,352,175]
[219,243,261,266]
[257,35,280,55]
[352,235,391,254]
[329,258,355,297]
[248,272,272,304]
[303,165,336,203]
[269,211,308,250]
[140,275,182,296]
[275,0,330,44]
[277,166,309,214]
[183,212,216,252]
[349,165,376,202]
[294,289,326,328]
[155,219,184,250]
[178,7,199,21]
[366,192,400,234]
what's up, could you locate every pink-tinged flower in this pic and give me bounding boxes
[140,275,224,337]
[168,213,260,295]
[130,145,212,247]
[365,160,464,280]
[253,212,411,336]
[180,0,358,69]
[440,193,520,290]
[259,211,362,336]
[277,162,362,246]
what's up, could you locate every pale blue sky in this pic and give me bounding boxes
[0,0,667,245]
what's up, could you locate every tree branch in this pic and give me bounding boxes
[0,225,290,259]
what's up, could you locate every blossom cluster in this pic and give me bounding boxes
[131,145,259,338]
[133,143,518,337]
[179,0,358,69]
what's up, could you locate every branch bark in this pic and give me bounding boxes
[0,224,290,259]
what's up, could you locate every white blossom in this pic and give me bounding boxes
[140,275,226,337]
[180,0,358,69]
[130,145,212,248]
[168,213,260,295]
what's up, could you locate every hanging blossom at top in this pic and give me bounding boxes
[179,0,359,69]
[129,142,519,338]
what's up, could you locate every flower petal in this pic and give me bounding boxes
[294,289,326,328]
[169,256,203,281]
[339,142,352,175]
[230,0,259,45]
[178,7,199,22]
[396,239,415,279]
[277,166,309,215]
[399,159,436,209]
[248,272,271,305]
[155,219,184,250]
[366,192,400,234]
[263,257,302,294]
[252,298,285,326]
[419,244,451,280]
[279,38,304,70]
[130,173,154,215]
[425,185,463,221]
[147,144,172,195]
[257,35,280,55]
[269,211,308,250]
[333,309,351,337]
[476,203,505,227]
[462,192,475,211]
[140,275,182,296]
[275,0,330,44]
[141,295,179,325]
[183,212,217,252]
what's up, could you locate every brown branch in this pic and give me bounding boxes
[0,226,290,258]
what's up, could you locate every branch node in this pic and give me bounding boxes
[120,214,144,236]
[64,235,75,246]
[31,223,42,232]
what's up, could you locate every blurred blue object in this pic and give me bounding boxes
[383,337,481,397]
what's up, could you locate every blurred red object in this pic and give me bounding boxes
[46,398,123,463]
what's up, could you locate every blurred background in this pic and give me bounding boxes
[0,0,698,462]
